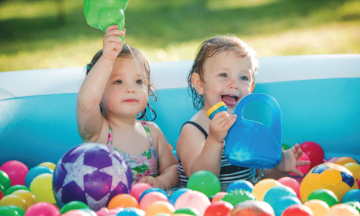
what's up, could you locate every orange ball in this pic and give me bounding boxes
[325,203,359,216]
[140,192,169,211]
[211,192,227,203]
[252,179,281,201]
[108,194,139,209]
[334,157,358,166]
[304,200,329,216]
[145,201,175,216]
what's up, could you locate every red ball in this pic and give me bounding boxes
[300,141,324,169]
[204,201,233,216]
[278,177,300,199]
[0,160,29,186]
[281,204,313,216]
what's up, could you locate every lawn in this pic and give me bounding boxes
[0,0,359,72]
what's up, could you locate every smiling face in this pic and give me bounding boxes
[101,57,149,118]
[198,51,255,114]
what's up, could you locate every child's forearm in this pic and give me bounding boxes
[77,56,115,111]
[191,137,223,177]
[156,164,179,189]
[262,167,287,180]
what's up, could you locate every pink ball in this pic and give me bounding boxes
[130,183,152,202]
[281,204,314,216]
[300,141,324,169]
[278,177,301,199]
[290,152,311,176]
[174,191,211,216]
[96,207,123,216]
[25,202,61,216]
[61,210,90,216]
[0,160,28,186]
[139,191,169,210]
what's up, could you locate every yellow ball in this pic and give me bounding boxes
[0,194,28,211]
[12,189,37,208]
[325,203,359,216]
[30,173,56,204]
[344,163,360,188]
[304,200,330,216]
[38,162,56,171]
[145,201,175,216]
[334,157,358,166]
[252,179,281,201]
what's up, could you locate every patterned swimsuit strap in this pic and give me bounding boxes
[107,121,152,147]
[107,126,113,145]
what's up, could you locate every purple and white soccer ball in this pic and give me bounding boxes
[53,143,132,211]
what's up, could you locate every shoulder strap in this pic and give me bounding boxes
[141,121,155,149]
[107,126,113,145]
[182,121,208,138]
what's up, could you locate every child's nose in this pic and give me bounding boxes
[229,78,239,89]
[125,84,136,93]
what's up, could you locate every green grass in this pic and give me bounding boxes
[0,0,359,72]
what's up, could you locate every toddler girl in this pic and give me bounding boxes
[177,35,309,189]
[77,25,179,189]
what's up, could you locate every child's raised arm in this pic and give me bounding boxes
[76,25,125,142]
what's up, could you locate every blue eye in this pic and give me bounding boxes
[114,80,122,84]
[240,76,249,81]
[136,79,143,84]
[220,73,227,77]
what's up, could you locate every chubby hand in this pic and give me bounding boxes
[138,176,165,188]
[275,144,311,177]
[208,111,237,144]
[102,25,126,61]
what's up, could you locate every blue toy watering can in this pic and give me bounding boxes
[207,93,282,169]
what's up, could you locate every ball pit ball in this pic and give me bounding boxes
[30,173,56,204]
[304,200,330,216]
[211,192,227,204]
[5,185,31,196]
[277,177,300,199]
[174,191,211,216]
[0,170,11,192]
[282,143,291,150]
[130,183,152,202]
[0,190,4,201]
[0,205,25,216]
[145,201,175,216]
[38,162,57,171]
[0,194,28,211]
[24,202,61,216]
[300,141,324,169]
[138,187,169,203]
[281,204,314,216]
[53,143,132,211]
[342,189,360,203]
[0,160,29,186]
[96,207,123,216]
[325,203,359,216]
[139,191,169,210]
[203,201,233,216]
[344,202,360,214]
[173,207,201,216]
[263,185,297,209]
[325,157,339,163]
[25,165,53,188]
[108,194,139,209]
[187,170,221,198]
[228,200,274,216]
[344,163,360,188]
[60,201,90,214]
[273,196,301,216]
[116,207,145,216]
[306,189,338,207]
[300,163,357,203]
[252,178,281,201]
[221,189,256,207]
[334,157,358,166]
[226,179,254,193]
[169,188,192,206]
[61,209,92,216]
[12,189,37,208]
[290,152,311,176]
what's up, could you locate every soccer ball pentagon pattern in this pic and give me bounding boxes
[300,163,358,203]
[53,143,132,211]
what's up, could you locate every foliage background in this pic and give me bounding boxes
[0,0,359,72]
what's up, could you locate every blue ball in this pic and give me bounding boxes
[226,180,254,193]
[263,185,297,209]
[273,196,301,216]
[25,165,53,188]
[342,189,360,203]
[116,207,145,216]
[169,188,192,205]
[138,187,169,203]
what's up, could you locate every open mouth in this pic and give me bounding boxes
[221,95,239,107]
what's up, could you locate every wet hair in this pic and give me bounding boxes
[86,44,157,121]
[188,35,259,110]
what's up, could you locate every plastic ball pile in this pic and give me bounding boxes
[0,141,359,216]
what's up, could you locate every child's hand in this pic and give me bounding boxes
[208,111,237,144]
[138,176,165,188]
[102,25,126,61]
[275,144,311,177]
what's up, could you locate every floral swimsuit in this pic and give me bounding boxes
[107,121,159,183]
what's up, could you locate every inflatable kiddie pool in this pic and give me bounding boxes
[0,54,359,168]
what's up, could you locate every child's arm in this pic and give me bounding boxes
[177,112,237,177]
[139,122,179,189]
[76,25,125,142]
[263,144,310,179]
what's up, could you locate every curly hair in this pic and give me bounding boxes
[188,35,259,110]
[86,44,157,121]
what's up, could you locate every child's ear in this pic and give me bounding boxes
[191,73,204,95]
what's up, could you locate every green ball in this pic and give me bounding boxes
[5,185,30,196]
[307,189,339,207]
[60,201,90,214]
[187,170,220,198]
[173,207,200,216]
[282,143,291,150]
[0,205,25,216]
[0,170,11,192]
[221,189,256,207]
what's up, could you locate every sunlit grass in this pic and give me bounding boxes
[0,0,359,72]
